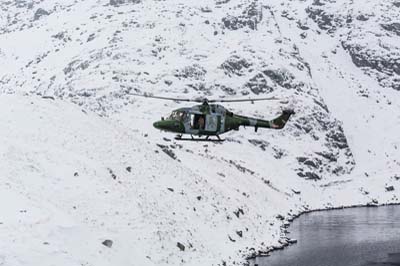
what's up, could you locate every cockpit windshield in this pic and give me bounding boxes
[168,111,185,121]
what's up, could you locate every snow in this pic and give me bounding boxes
[1,0,400,265]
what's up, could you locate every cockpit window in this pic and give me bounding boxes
[169,111,185,121]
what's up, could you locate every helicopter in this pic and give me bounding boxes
[131,93,295,142]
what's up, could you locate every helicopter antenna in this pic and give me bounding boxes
[129,92,285,104]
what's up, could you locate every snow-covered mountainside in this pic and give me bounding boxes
[1,0,399,265]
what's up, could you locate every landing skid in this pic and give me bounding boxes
[175,134,225,142]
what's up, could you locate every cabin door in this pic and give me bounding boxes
[205,115,218,132]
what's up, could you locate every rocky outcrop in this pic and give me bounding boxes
[109,0,141,6]
[305,7,345,34]
[342,42,400,91]
[33,8,49,20]
[381,23,400,36]
[222,1,262,31]
[220,55,252,77]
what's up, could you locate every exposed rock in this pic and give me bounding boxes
[342,43,399,76]
[248,139,269,151]
[306,7,333,30]
[315,152,337,162]
[157,144,177,160]
[297,157,307,163]
[342,42,400,90]
[174,64,206,80]
[110,0,141,6]
[15,0,34,9]
[272,147,285,159]
[107,168,117,180]
[297,171,321,180]
[42,96,55,100]
[244,73,274,95]
[381,23,400,36]
[262,69,295,89]
[63,60,90,76]
[385,185,395,192]
[200,7,212,13]
[292,189,301,195]
[356,14,369,21]
[222,2,262,31]
[306,7,344,33]
[222,16,242,31]
[367,199,379,206]
[216,0,230,4]
[297,20,310,30]
[304,159,318,168]
[220,55,251,77]
[52,32,71,42]
[313,0,325,5]
[234,208,245,218]
[217,84,237,95]
[102,239,113,248]
[177,242,185,251]
[326,127,350,150]
[228,160,255,175]
[87,33,96,42]
[34,8,49,21]
[360,188,370,195]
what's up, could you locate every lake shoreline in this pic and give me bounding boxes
[247,202,400,264]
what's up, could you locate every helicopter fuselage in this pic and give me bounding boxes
[153,103,294,138]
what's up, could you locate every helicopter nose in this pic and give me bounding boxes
[153,121,163,129]
[153,120,182,132]
[153,120,172,130]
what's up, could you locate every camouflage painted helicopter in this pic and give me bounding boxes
[131,93,294,141]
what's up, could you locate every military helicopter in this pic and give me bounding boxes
[131,93,295,142]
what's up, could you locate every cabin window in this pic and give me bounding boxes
[190,114,206,130]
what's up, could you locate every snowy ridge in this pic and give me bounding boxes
[1,0,400,265]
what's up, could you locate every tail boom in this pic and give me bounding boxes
[235,109,295,132]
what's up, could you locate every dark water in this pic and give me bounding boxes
[252,205,400,266]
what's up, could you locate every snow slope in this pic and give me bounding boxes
[1,0,400,265]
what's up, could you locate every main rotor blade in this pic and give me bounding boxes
[208,97,281,103]
[129,93,285,103]
[128,92,202,102]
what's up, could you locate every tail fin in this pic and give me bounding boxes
[269,109,295,129]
